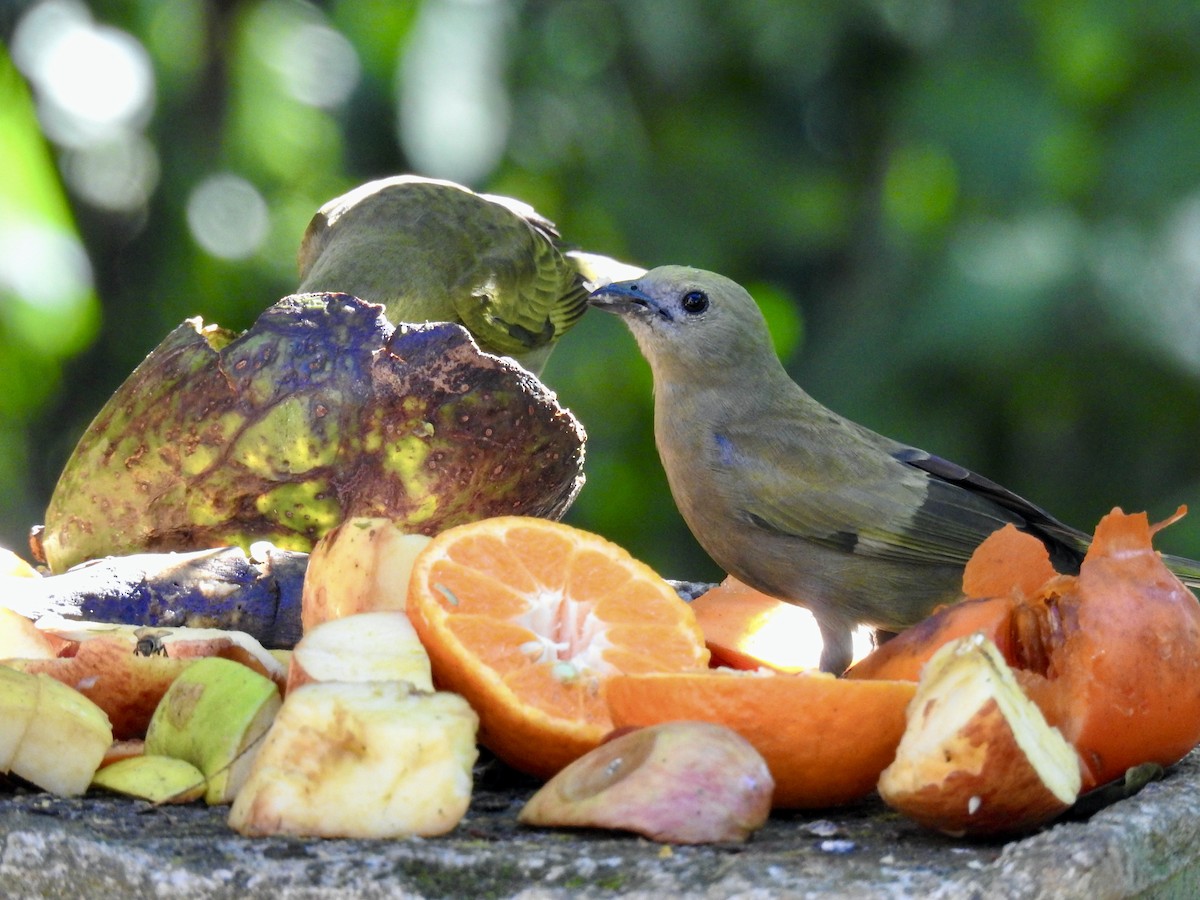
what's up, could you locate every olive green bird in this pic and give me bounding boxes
[590,266,1200,674]
[297,175,643,375]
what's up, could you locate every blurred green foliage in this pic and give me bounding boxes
[3,0,1200,581]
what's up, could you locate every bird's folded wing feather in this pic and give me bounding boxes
[721,415,1070,568]
[452,218,587,357]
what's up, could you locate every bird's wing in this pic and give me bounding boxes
[722,414,1085,570]
[891,447,1090,566]
[453,196,588,358]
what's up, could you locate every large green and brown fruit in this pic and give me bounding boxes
[38,294,585,572]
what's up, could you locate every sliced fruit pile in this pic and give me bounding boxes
[4,507,1200,845]
[603,507,1200,832]
[0,518,482,839]
[0,515,728,842]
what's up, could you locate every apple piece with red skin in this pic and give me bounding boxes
[33,619,287,688]
[7,637,191,740]
[8,623,286,741]
[518,720,774,844]
[300,518,432,632]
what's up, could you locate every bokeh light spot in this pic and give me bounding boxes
[0,222,97,357]
[12,0,155,147]
[271,20,361,109]
[187,174,271,261]
[399,0,512,184]
[60,131,160,213]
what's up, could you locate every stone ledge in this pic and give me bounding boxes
[3,750,1199,898]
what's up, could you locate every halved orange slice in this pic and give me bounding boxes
[406,516,709,778]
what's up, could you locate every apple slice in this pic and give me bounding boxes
[34,618,287,689]
[0,608,58,660]
[301,518,431,630]
[878,633,1082,836]
[228,681,478,838]
[91,754,207,804]
[130,627,285,688]
[1,669,114,795]
[16,623,281,743]
[0,665,39,772]
[286,611,433,693]
[519,721,774,844]
[8,635,192,740]
[144,656,282,804]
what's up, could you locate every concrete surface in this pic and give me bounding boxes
[3,749,1199,899]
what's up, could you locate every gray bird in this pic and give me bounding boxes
[589,265,1200,674]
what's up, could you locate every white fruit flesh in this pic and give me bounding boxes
[286,611,433,693]
[9,671,113,795]
[228,681,478,838]
[301,518,431,630]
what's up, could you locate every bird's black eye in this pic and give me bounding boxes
[680,290,709,314]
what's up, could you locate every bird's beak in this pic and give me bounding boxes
[587,280,657,317]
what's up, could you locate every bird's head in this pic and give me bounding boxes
[588,266,778,378]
